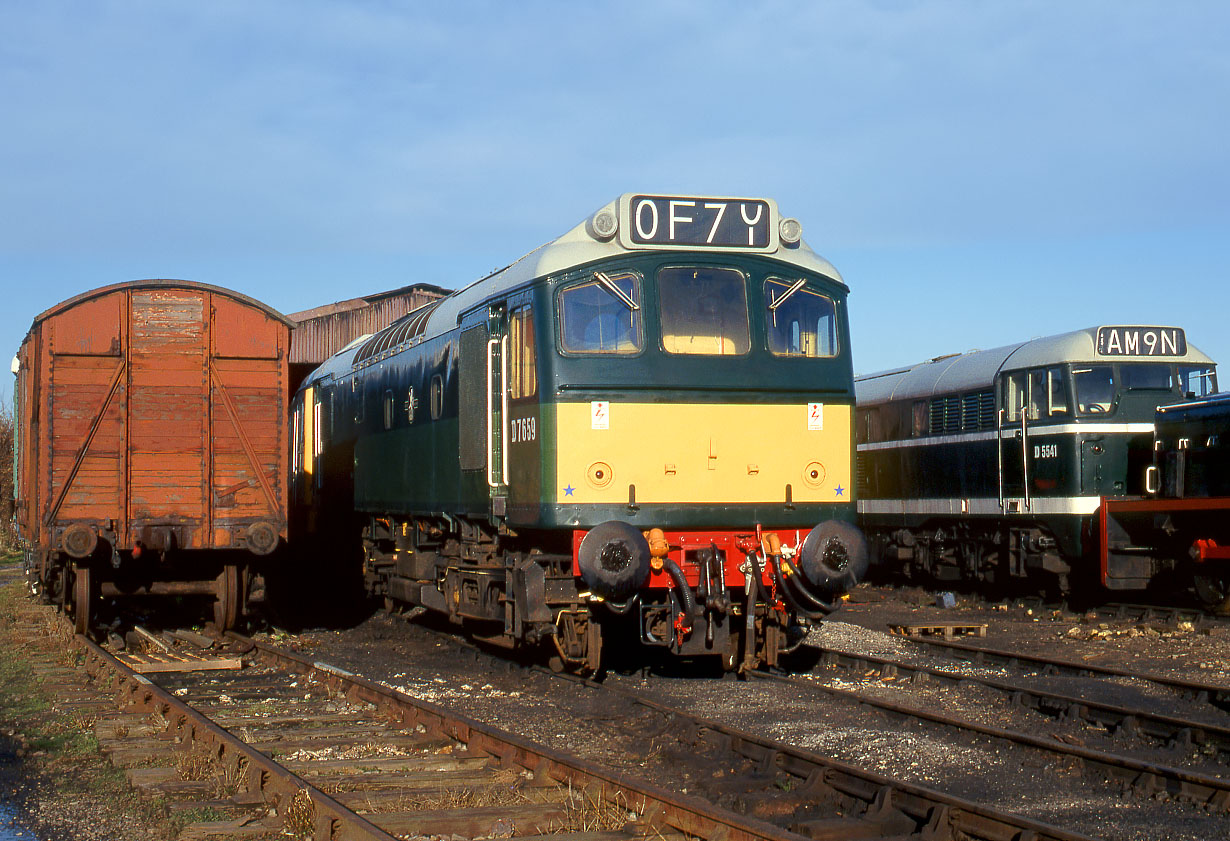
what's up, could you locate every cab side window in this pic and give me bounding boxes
[1028,371,1047,420]
[1008,368,1070,422]
[1046,367,1070,417]
[509,305,537,400]
[1004,372,1027,422]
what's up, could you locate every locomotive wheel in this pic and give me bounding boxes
[71,564,93,635]
[1193,573,1230,611]
[214,564,241,631]
[549,610,602,676]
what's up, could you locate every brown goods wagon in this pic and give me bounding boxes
[13,280,293,632]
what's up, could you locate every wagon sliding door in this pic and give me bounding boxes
[127,288,211,548]
[127,288,285,552]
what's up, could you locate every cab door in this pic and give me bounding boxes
[504,300,542,522]
[998,371,1030,512]
[458,302,509,517]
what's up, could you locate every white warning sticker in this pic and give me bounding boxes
[591,401,610,430]
[807,402,824,430]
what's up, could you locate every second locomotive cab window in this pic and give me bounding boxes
[659,266,749,355]
[1006,368,1070,422]
[1073,366,1114,415]
[558,271,642,354]
[1180,365,1218,398]
[1119,363,1172,391]
[764,278,837,357]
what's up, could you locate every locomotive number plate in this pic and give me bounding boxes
[1096,326,1186,357]
[625,195,774,250]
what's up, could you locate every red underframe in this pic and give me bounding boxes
[1099,496,1230,580]
[571,527,802,588]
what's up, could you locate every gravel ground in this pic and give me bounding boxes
[259,587,1230,841]
[1,569,1228,841]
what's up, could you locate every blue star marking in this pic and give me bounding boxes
[564,484,575,497]
[834,484,845,496]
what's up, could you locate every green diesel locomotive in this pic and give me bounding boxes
[290,194,867,672]
[855,326,1217,595]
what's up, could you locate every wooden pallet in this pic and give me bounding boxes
[888,622,988,640]
[115,649,243,673]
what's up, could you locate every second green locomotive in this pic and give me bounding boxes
[291,194,867,671]
[855,326,1217,594]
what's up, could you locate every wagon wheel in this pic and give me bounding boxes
[213,563,241,631]
[71,564,93,635]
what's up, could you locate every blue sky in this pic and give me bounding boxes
[2,1,1227,406]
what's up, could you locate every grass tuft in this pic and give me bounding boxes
[282,788,316,839]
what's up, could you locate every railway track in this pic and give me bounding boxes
[849,586,1229,628]
[751,660,1230,809]
[890,635,1230,709]
[84,633,788,840]
[57,622,1099,841]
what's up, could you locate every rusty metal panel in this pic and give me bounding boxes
[42,287,129,537]
[209,354,286,529]
[15,280,292,560]
[47,354,125,519]
[213,293,281,359]
[48,292,122,356]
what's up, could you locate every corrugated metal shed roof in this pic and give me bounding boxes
[288,283,451,365]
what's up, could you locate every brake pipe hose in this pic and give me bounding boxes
[662,558,696,631]
[770,553,832,618]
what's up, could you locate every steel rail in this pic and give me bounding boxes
[892,636,1230,707]
[1092,603,1215,627]
[806,646,1230,760]
[750,666,1230,810]
[77,635,400,841]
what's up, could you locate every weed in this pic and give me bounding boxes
[216,755,249,797]
[553,783,642,832]
[282,789,316,839]
[178,751,214,781]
